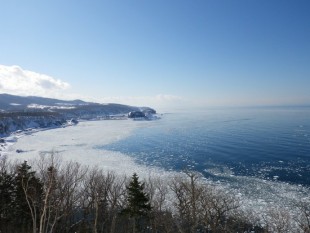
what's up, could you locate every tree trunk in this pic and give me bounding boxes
[110,214,117,233]
[132,217,136,233]
[94,199,99,233]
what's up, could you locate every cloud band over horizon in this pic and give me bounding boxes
[0,65,184,110]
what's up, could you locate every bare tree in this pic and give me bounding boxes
[263,206,294,233]
[55,161,87,233]
[169,171,205,233]
[107,174,127,233]
[145,176,175,233]
[35,152,62,233]
[144,176,170,213]
[35,152,87,233]
[16,161,43,233]
[170,171,242,233]
[81,167,128,233]
[199,185,241,232]
[296,199,310,233]
[83,167,112,233]
[0,155,8,173]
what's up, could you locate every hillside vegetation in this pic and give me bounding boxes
[1,154,309,233]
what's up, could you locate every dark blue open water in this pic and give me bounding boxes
[102,107,310,186]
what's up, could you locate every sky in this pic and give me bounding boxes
[1,0,310,111]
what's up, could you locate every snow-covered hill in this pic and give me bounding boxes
[0,93,156,136]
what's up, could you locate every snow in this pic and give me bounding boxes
[27,103,76,109]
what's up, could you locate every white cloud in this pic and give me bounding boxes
[0,65,186,111]
[0,65,70,98]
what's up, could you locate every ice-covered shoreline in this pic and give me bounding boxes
[0,119,79,159]
[1,119,177,180]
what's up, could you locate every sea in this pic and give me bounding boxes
[4,106,310,218]
[102,107,310,186]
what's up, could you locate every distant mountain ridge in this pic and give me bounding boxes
[0,93,156,136]
[0,93,91,111]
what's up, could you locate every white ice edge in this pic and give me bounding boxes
[1,120,178,179]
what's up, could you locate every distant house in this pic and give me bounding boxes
[128,111,146,118]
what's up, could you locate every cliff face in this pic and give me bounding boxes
[0,104,132,136]
[0,114,66,136]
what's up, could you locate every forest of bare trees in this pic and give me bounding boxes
[0,153,309,233]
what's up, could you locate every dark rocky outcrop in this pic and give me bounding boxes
[128,111,146,118]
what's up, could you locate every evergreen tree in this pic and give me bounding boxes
[14,161,43,233]
[0,170,15,232]
[123,173,151,217]
[122,173,152,233]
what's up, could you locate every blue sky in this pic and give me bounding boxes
[1,0,310,110]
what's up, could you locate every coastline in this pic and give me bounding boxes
[0,120,80,159]
[0,115,153,158]
[1,118,176,180]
